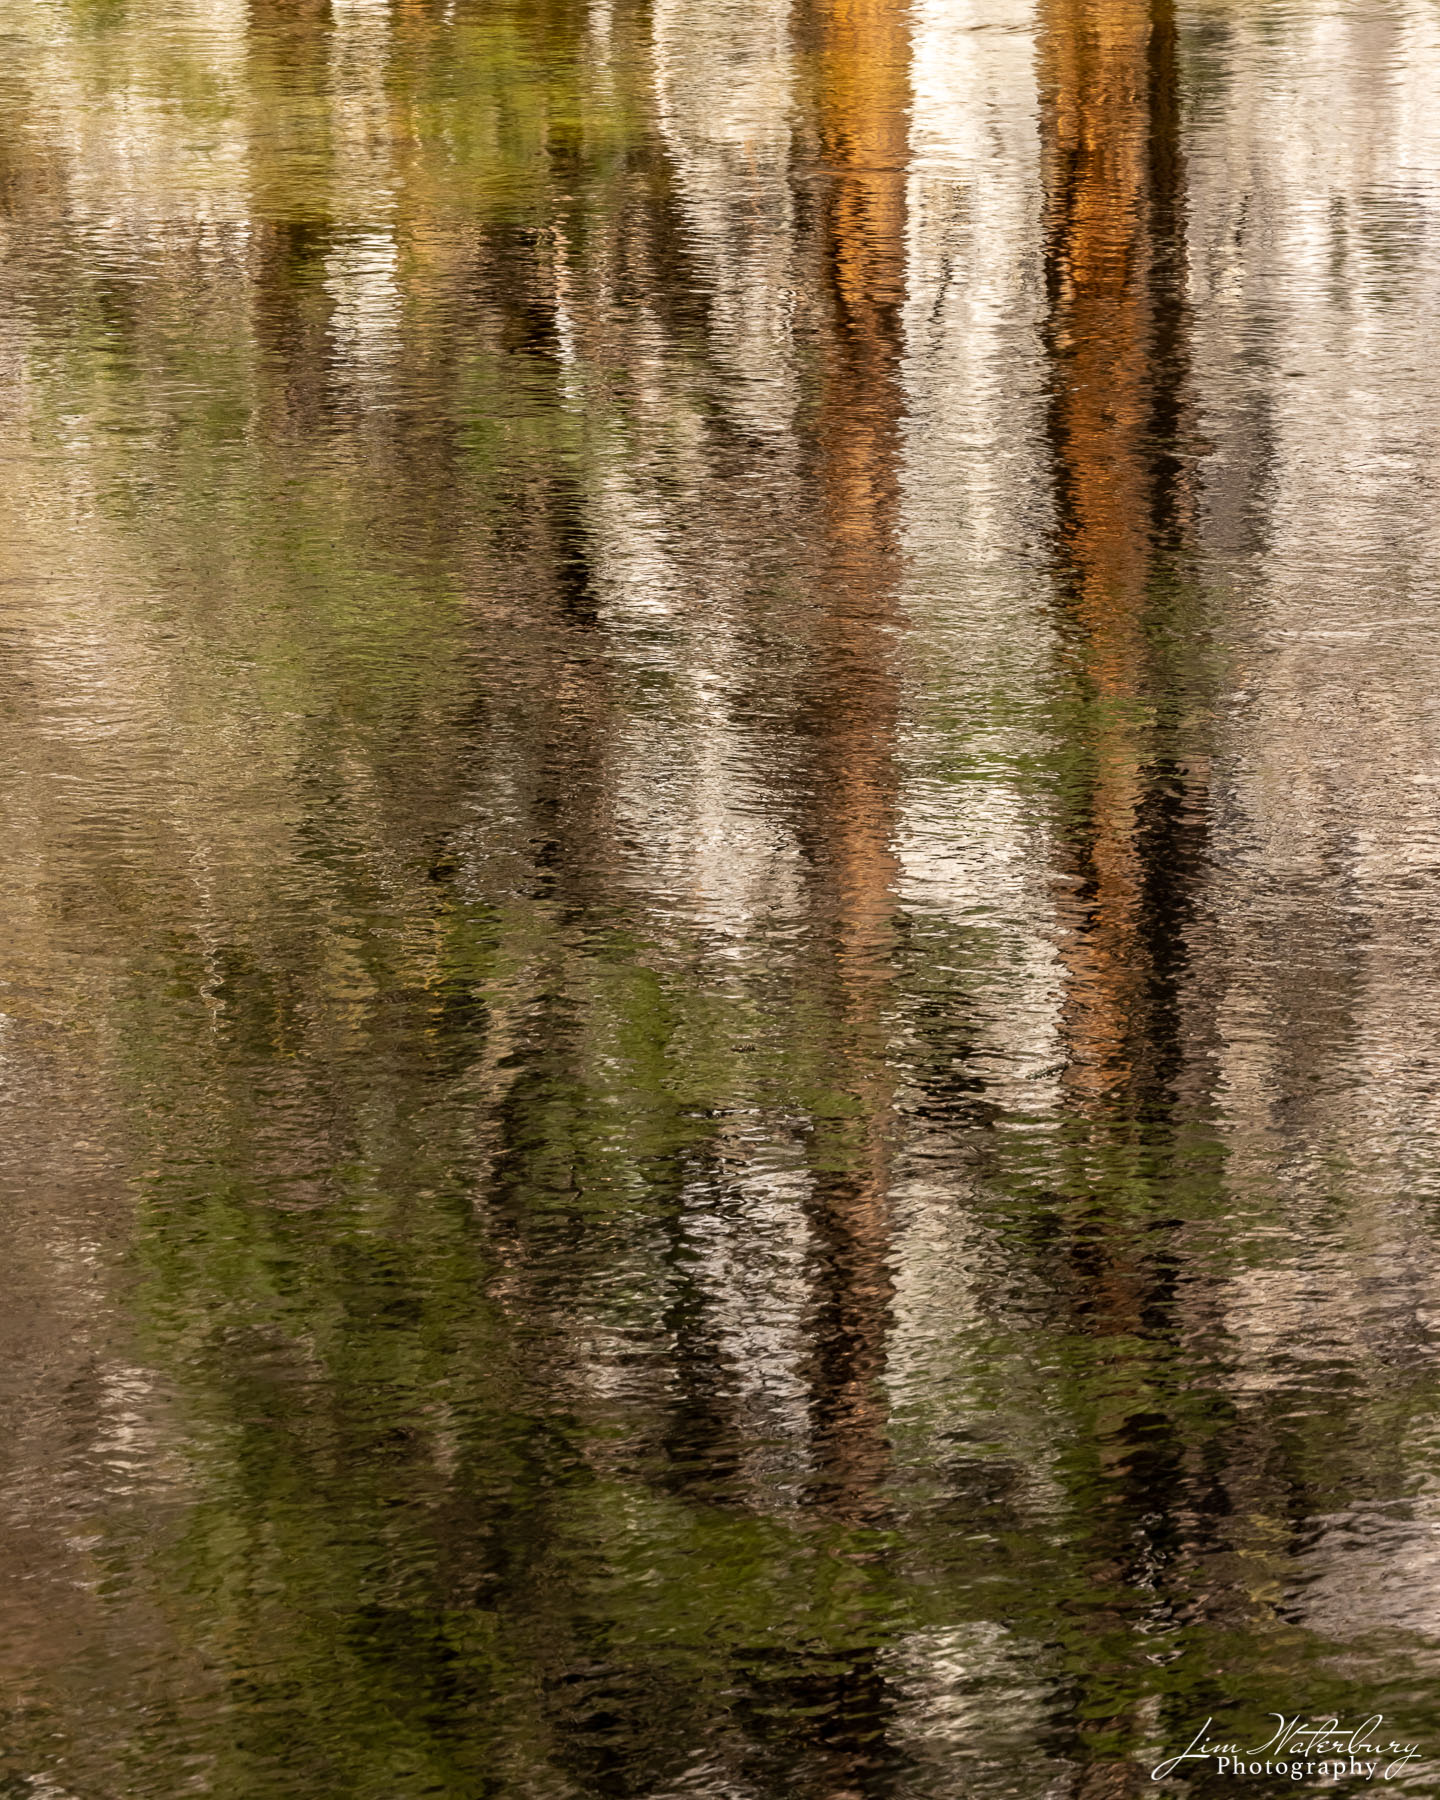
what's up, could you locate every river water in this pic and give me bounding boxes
[2,0,1440,1794]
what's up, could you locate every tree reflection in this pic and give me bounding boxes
[1035,0,1227,1787]
[1039,0,1202,1116]
[795,0,906,1529]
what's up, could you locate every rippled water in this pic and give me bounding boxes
[3,0,1440,1793]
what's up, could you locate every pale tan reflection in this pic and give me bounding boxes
[796,0,909,1519]
[1181,0,1440,1657]
[651,0,800,433]
[1037,0,1196,1112]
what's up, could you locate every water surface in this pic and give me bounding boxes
[3,0,1440,1793]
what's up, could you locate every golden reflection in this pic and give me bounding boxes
[1037,7,1203,1787]
[1038,0,1196,1110]
[795,0,909,1520]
